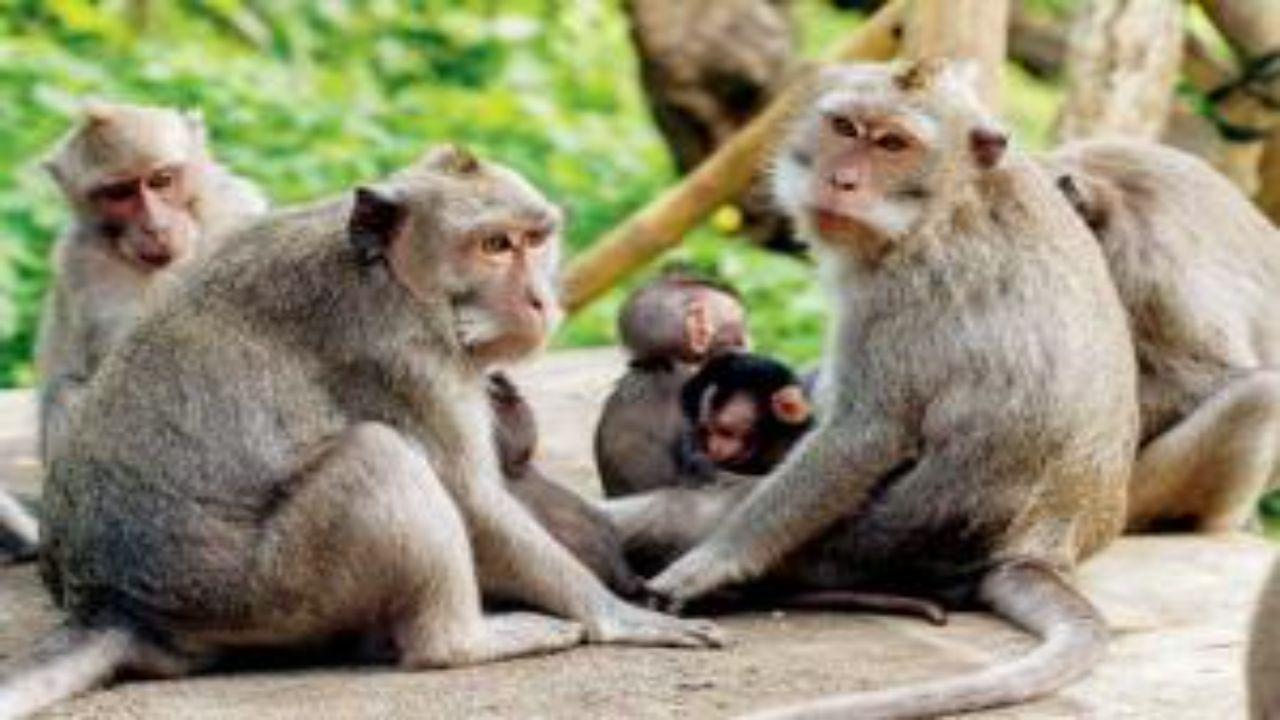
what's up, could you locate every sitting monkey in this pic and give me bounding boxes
[596,269,813,497]
[36,102,267,464]
[617,60,1139,718]
[0,146,721,719]
[1045,139,1280,533]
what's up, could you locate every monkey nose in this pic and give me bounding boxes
[828,170,860,193]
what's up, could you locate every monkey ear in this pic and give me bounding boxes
[969,126,1008,170]
[1055,174,1106,233]
[348,186,408,267]
[771,385,812,425]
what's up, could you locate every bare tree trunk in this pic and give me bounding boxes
[624,0,801,251]
[1057,0,1184,142]
[561,0,907,312]
[904,0,1010,110]
[1194,0,1280,223]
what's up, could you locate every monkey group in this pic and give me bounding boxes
[3,54,1280,719]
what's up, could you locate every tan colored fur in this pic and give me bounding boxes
[36,102,267,462]
[637,60,1138,718]
[1045,138,1280,532]
[1251,559,1280,719]
[2,148,719,719]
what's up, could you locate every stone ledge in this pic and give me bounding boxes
[1,348,1274,719]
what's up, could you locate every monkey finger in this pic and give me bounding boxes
[588,606,728,649]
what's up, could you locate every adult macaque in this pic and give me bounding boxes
[37,102,268,462]
[1045,139,1280,532]
[1250,558,1280,719]
[488,372,647,599]
[681,352,813,475]
[0,491,39,563]
[632,60,1139,718]
[0,146,720,719]
[594,269,748,497]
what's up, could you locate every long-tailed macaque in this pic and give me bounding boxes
[0,146,721,719]
[595,269,749,497]
[36,102,268,462]
[616,60,1139,718]
[488,372,647,599]
[1045,139,1280,532]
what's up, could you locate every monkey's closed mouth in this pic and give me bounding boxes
[810,208,869,238]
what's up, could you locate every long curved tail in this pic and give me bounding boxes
[0,625,135,720]
[742,559,1108,720]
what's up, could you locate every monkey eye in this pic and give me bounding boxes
[93,181,138,203]
[147,169,177,190]
[524,228,548,248]
[829,116,859,138]
[875,134,910,152]
[481,233,515,255]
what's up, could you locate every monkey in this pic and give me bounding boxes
[1042,138,1280,533]
[1249,557,1280,719]
[0,490,39,564]
[0,146,722,719]
[487,371,648,599]
[617,59,1139,718]
[594,268,750,498]
[36,101,268,464]
[680,352,813,476]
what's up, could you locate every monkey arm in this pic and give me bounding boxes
[647,417,912,605]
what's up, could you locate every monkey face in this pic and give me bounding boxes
[90,164,200,271]
[773,61,1008,256]
[348,146,564,367]
[699,393,760,467]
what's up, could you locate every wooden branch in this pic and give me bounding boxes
[560,0,906,313]
[1196,0,1280,61]
[1057,0,1185,142]
[904,0,1010,110]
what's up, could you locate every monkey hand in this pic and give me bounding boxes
[585,601,727,649]
[646,544,752,614]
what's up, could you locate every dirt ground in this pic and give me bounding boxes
[1,348,1275,719]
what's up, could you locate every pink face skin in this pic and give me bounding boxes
[446,213,562,365]
[90,163,199,271]
[702,393,759,466]
[807,109,929,247]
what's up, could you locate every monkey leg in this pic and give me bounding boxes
[603,477,757,562]
[38,376,86,463]
[245,423,584,669]
[1128,370,1280,532]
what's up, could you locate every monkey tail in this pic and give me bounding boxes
[741,559,1107,720]
[0,625,136,720]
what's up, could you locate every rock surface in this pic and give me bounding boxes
[1,348,1275,719]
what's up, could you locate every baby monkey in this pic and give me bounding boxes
[598,269,812,497]
[682,352,813,476]
[488,372,648,599]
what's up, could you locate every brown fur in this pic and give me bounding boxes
[627,60,1138,718]
[1,147,720,719]
[1045,138,1280,532]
